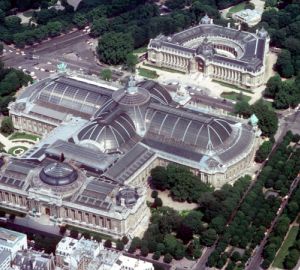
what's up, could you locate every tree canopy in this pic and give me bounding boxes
[97,32,134,65]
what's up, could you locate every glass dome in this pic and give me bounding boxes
[39,162,78,186]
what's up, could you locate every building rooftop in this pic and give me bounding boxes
[0,227,26,248]
[13,250,55,270]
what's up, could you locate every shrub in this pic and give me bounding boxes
[116,240,124,251]
[70,230,78,239]
[151,190,158,199]
[163,253,173,263]
[104,239,112,248]
[153,251,161,260]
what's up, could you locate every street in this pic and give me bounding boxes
[0,29,125,81]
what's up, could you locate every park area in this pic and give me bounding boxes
[226,2,247,17]
[272,225,299,268]
[221,91,251,102]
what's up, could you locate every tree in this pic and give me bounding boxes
[276,50,294,78]
[116,240,124,250]
[211,215,227,234]
[100,69,112,81]
[284,249,300,269]
[73,13,88,29]
[234,100,252,118]
[251,100,278,138]
[154,197,163,208]
[59,226,67,235]
[165,0,186,10]
[141,246,149,256]
[231,251,241,262]
[122,236,129,245]
[151,190,158,199]
[153,251,161,260]
[125,53,138,72]
[163,253,173,263]
[104,239,112,248]
[255,141,273,163]
[0,116,14,135]
[70,230,78,239]
[182,210,204,234]
[151,166,168,190]
[91,17,109,37]
[97,32,134,65]
[201,228,218,247]
[264,75,282,98]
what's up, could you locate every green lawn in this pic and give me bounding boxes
[143,63,186,74]
[272,226,299,268]
[227,2,247,17]
[9,132,41,141]
[221,91,251,102]
[138,67,159,79]
[212,80,253,93]
[133,47,147,54]
[8,146,28,156]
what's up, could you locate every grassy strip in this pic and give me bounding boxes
[9,132,41,141]
[143,63,186,74]
[65,224,114,241]
[212,80,253,93]
[227,2,247,17]
[133,47,147,53]
[138,67,159,79]
[272,226,299,268]
[221,91,251,102]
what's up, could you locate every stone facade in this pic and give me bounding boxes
[147,15,270,89]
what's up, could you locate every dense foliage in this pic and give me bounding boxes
[260,1,300,78]
[207,132,300,269]
[130,175,250,262]
[150,164,213,202]
[0,61,32,114]
[264,75,300,109]
[255,140,273,163]
[234,99,278,138]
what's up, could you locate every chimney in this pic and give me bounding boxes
[227,22,230,28]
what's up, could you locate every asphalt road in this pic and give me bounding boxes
[1,29,125,81]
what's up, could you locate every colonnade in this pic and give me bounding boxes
[11,115,55,136]
[161,52,189,71]
[213,66,241,82]
[0,191,27,207]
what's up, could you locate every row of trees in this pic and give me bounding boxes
[260,1,300,78]
[150,164,213,202]
[207,132,300,269]
[255,140,273,163]
[262,182,300,269]
[264,75,300,110]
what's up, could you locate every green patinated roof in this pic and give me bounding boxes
[250,114,259,125]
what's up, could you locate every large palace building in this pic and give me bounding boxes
[1,74,259,238]
[147,15,270,89]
